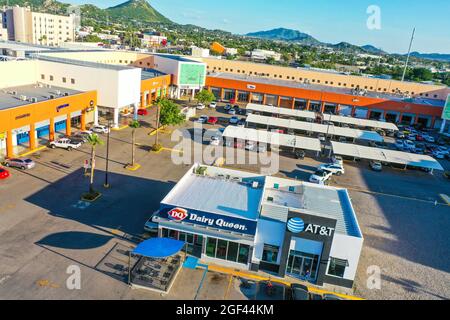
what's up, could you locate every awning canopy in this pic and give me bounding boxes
[331,141,444,171]
[222,126,322,152]
[246,103,316,120]
[246,114,384,143]
[132,238,185,258]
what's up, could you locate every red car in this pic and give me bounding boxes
[415,135,424,142]
[137,109,148,116]
[0,167,10,180]
[207,117,218,125]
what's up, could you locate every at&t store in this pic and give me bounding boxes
[154,164,364,290]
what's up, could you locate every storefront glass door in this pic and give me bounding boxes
[286,250,320,283]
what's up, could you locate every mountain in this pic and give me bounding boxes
[105,0,171,24]
[408,52,450,62]
[331,42,364,53]
[245,28,320,45]
[361,45,386,55]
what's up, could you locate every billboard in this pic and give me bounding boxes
[179,63,206,87]
[442,94,450,121]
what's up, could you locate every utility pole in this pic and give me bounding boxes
[401,27,416,82]
[104,119,111,188]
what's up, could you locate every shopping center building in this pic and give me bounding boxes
[154,164,363,290]
[200,58,450,130]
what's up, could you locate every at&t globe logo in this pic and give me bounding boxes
[287,217,305,233]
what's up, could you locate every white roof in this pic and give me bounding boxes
[246,103,398,131]
[222,126,322,152]
[323,113,399,131]
[331,141,444,171]
[246,114,384,143]
[246,103,316,120]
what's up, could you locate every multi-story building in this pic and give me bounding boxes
[0,6,76,46]
[251,49,282,62]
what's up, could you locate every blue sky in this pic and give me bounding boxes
[67,0,450,54]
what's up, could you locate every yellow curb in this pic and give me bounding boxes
[440,194,450,205]
[207,264,364,300]
[148,126,167,136]
[126,163,141,171]
[112,125,129,131]
[17,146,47,157]
[162,147,183,154]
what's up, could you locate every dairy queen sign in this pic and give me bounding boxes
[164,207,257,236]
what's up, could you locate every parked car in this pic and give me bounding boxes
[210,136,221,146]
[207,116,218,125]
[245,141,267,153]
[370,161,383,172]
[323,294,345,300]
[396,131,405,139]
[318,134,326,142]
[209,101,217,108]
[49,138,82,151]
[144,211,159,233]
[423,135,435,143]
[318,163,345,176]
[137,109,148,116]
[309,169,333,184]
[332,155,344,166]
[226,140,245,149]
[224,104,232,111]
[196,103,206,110]
[395,140,405,150]
[91,125,110,134]
[432,151,445,159]
[444,171,450,179]
[294,150,305,160]
[3,158,35,170]
[229,116,239,125]
[197,115,208,124]
[228,108,236,115]
[403,140,416,151]
[237,119,246,127]
[0,167,10,180]
[290,284,310,301]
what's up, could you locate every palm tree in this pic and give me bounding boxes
[129,120,140,167]
[154,97,163,148]
[86,134,104,194]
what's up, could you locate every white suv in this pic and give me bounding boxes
[91,125,110,134]
[49,138,82,151]
[309,169,333,184]
[318,163,345,176]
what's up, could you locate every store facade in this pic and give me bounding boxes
[154,165,364,289]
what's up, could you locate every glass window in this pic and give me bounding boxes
[238,244,250,264]
[206,238,217,257]
[168,229,178,240]
[328,257,347,278]
[216,239,228,260]
[227,242,239,262]
[262,244,279,264]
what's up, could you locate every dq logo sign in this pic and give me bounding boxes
[287,217,305,233]
[168,208,188,221]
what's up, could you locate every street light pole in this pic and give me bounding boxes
[104,119,111,188]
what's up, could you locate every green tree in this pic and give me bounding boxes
[129,120,140,167]
[195,89,216,105]
[153,98,185,150]
[86,134,104,194]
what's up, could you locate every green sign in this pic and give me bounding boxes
[443,94,450,121]
[179,63,206,86]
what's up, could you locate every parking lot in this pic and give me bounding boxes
[0,102,449,300]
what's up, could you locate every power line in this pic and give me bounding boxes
[401,27,416,82]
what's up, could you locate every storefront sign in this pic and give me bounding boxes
[287,217,335,237]
[442,94,450,121]
[15,113,31,120]
[162,207,257,235]
[56,104,70,112]
[247,84,257,90]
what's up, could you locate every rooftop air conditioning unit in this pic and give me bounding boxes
[11,91,17,95]
[29,97,38,103]
[252,181,259,189]
[56,90,61,95]
[19,95,27,101]
[64,92,69,96]
[49,94,55,99]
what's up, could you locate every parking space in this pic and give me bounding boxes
[0,102,449,300]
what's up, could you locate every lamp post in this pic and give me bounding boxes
[104,119,111,188]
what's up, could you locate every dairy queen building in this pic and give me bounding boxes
[153,164,364,290]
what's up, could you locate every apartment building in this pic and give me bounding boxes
[0,6,76,46]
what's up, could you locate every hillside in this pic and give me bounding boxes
[105,0,171,24]
[246,28,320,45]
[409,52,450,62]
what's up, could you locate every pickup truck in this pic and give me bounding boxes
[49,138,82,151]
